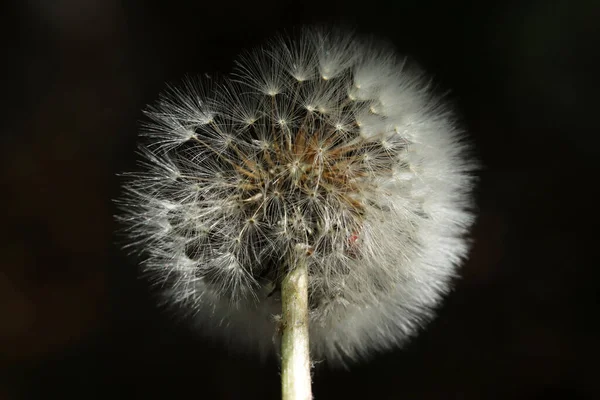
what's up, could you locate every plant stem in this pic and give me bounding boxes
[280,252,312,400]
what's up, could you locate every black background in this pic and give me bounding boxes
[1,0,598,398]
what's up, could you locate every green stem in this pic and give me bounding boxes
[280,250,312,400]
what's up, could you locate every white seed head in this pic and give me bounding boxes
[117,28,477,365]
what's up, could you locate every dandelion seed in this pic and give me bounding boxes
[117,27,477,366]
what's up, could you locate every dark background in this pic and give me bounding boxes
[1,0,598,398]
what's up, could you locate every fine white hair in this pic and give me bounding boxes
[117,27,477,366]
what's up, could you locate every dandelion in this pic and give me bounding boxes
[117,27,476,391]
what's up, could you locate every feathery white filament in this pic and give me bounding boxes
[118,28,476,365]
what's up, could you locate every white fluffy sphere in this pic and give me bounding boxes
[118,28,476,365]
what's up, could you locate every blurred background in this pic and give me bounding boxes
[1,0,598,398]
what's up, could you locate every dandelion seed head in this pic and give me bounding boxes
[117,27,477,365]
